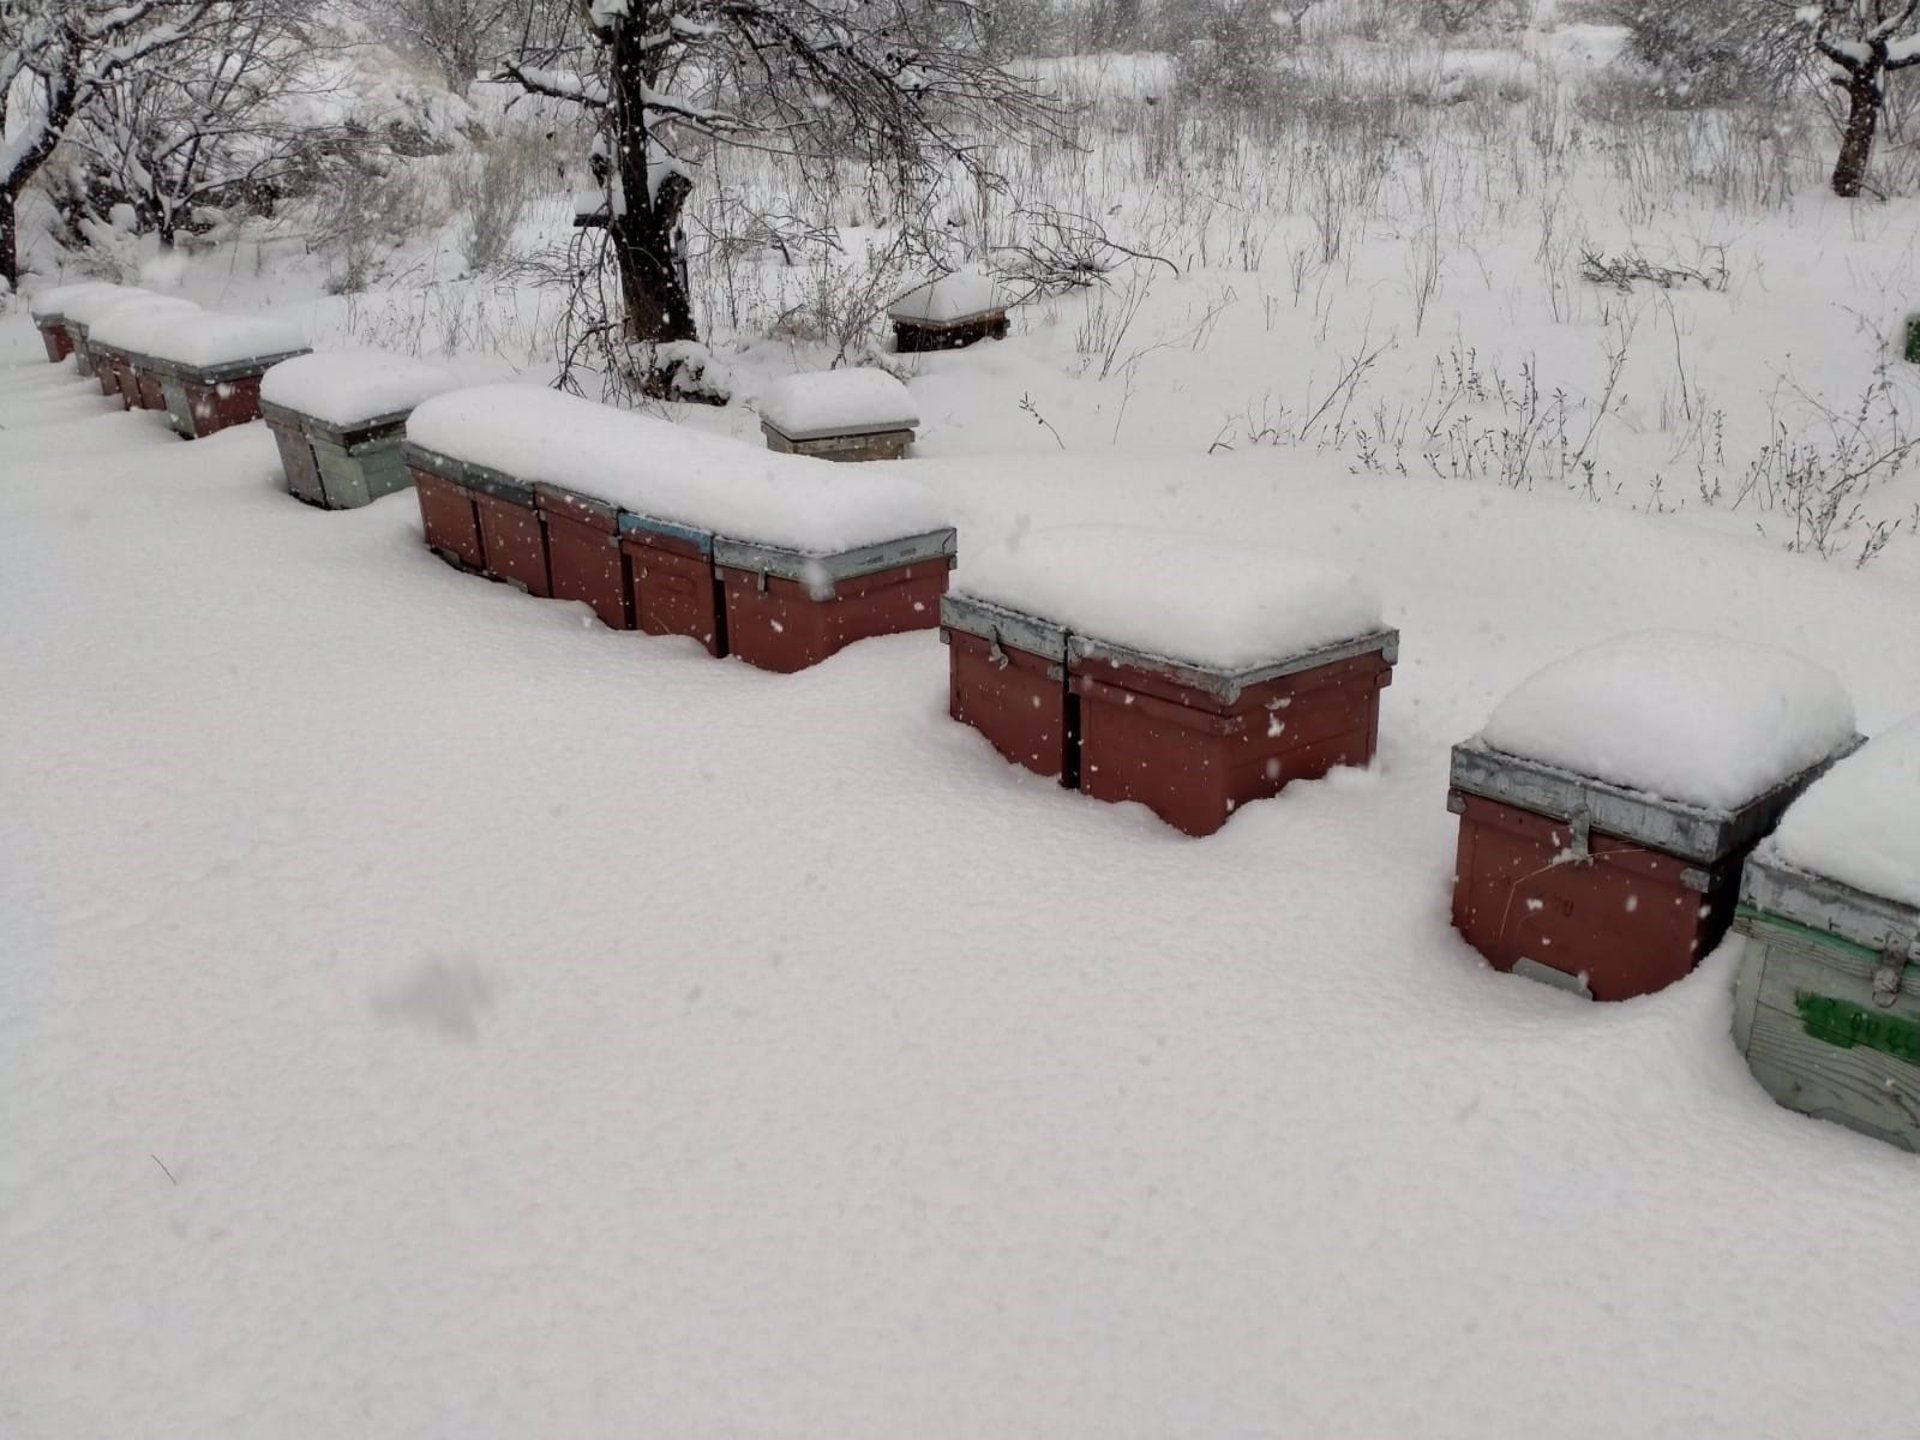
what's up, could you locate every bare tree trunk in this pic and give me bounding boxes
[607,18,697,348]
[1833,66,1883,198]
[0,186,19,288]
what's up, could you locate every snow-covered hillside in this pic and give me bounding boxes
[8,7,1920,1437]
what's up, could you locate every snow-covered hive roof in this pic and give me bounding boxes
[260,351,459,430]
[952,525,1385,672]
[59,285,161,328]
[1476,631,1857,811]
[759,369,919,441]
[406,384,949,555]
[1765,714,1920,910]
[140,312,308,371]
[87,297,203,355]
[28,281,124,324]
[76,290,194,342]
[887,266,1004,325]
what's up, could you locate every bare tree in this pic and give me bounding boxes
[72,1,348,248]
[1277,0,1317,46]
[1419,0,1514,34]
[1804,0,1920,195]
[0,0,220,285]
[497,0,1052,393]
[355,0,529,90]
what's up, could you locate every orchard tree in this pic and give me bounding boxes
[0,0,219,285]
[74,1,345,249]
[1805,0,1920,196]
[356,0,530,90]
[498,0,1049,392]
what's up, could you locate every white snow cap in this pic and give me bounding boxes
[760,369,919,440]
[406,384,949,554]
[29,281,123,323]
[1766,714,1920,910]
[954,525,1385,672]
[260,351,459,429]
[60,285,160,327]
[888,266,1003,324]
[1478,631,1857,810]
[88,298,205,356]
[144,312,307,370]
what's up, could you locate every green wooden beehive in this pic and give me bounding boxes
[257,353,457,510]
[1733,860,1920,1151]
[1732,719,1920,1152]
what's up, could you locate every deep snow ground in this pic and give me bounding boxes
[5,318,1920,1437]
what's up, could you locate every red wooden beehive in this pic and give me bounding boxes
[939,595,1075,783]
[36,319,74,364]
[1071,634,1395,837]
[1446,738,1859,1001]
[941,590,1397,836]
[405,444,488,574]
[539,483,631,630]
[619,514,727,657]
[714,531,956,674]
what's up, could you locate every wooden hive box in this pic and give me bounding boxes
[403,441,489,574]
[1731,718,1920,1150]
[714,529,957,673]
[942,527,1394,835]
[259,353,457,510]
[1072,631,1395,837]
[540,484,632,631]
[887,267,1009,354]
[759,369,919,463]
[939,595,1076,784]
[1447,635,1862,1002]
[84,295,204,412]
[618,512,726,656]
[29,282,125,370]
[404,442,549,594]
[146,316,309,440]
[1447,740,1855,1002]
[1733,857,1920,1151]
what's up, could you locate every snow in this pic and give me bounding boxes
[407,384,949,553]
[760,368,919,440]
[887,266,1003,325]
[1477,632,1858,812]
[62,285,170,329]
[84,296,203,356]
[26,281,123,324]
[140,312,308,370]
[1766,715,1920,911]
[258,351,459,429]
[954,525,1384,671]
[10,328,1920,1439]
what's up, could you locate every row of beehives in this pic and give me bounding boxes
[31,282,310,440]
[30,284,1918,1156]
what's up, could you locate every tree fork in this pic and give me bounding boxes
[606,12,698,348]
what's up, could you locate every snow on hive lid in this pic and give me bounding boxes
[260,351,459,429]
[60,285,161,327]
[1764,715,1920,911]
[760,369,919,440]
[887,266,1003,325]
[87,297,203,355]
[952,525,1385,673]
[73,291,180,339]
[145,312,307,370]
[406,384,950,555]
[29,281,124,323]
[1476,631,1857,812]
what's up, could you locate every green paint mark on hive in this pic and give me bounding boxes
[1796,992,1920,1065]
